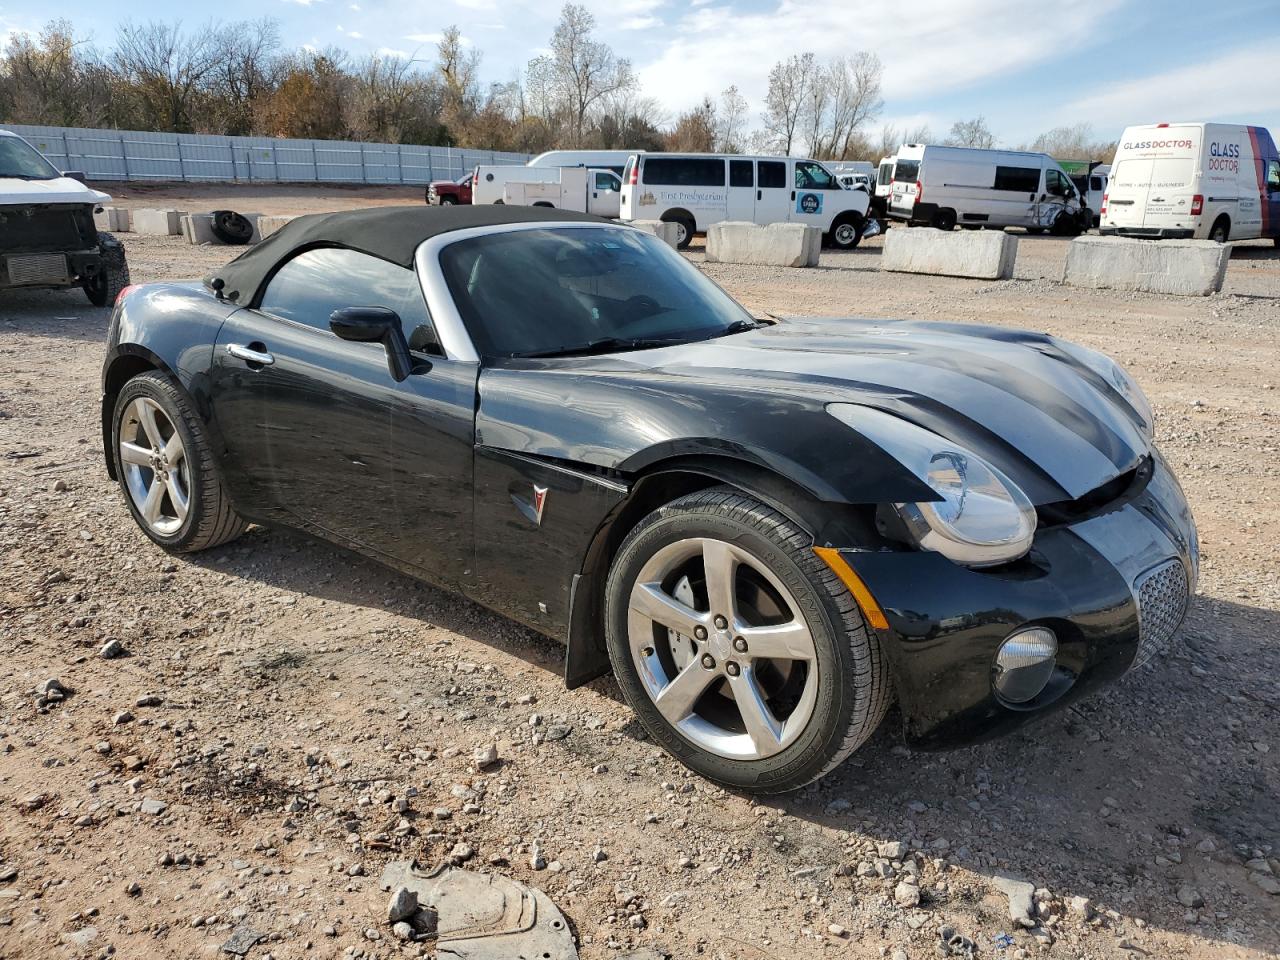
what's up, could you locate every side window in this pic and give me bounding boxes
[758,160,787,189]
[1046,170,1068,197]
[258,248,439,355]
[1090,175,1104,192]
[729,159,753,188]
[642,157,726,186]
[594,171,618,192]
[1267,160,1280,190]
[795,160,838,189]
[993,165,1041,193]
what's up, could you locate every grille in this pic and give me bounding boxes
[5,253,69,285]
[1132,559,1189,669]
[0,204,95,252]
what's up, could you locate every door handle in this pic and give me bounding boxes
[791,190,796,201]
[225,343,275,366]
[757,189,762,201]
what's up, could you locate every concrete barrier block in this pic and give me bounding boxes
[93,207,131,232]
[882,228,1017,280]
[705,221,822,268]
[257,215,296,239]
[132,208,184,236]
[1064,236,1229,296]
[627,219,679,248]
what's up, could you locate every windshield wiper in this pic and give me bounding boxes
[517,336,684,359]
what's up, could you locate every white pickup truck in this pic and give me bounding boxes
[473,164,623,218]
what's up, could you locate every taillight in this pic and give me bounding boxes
[115,284,137,307]
[1190,194,1204,216]
[628,162,639,186]
[915,181,923,204]
[1100,192,1108,216]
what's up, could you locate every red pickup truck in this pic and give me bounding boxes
[425,173,473,205]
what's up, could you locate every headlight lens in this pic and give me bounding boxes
[1052,340,1154,438]
[828,404,1037,566]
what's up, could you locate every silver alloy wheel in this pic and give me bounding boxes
[834,222,858,246]
[673,221,690,246]
[119,397,190,536]
[627,537,820,760]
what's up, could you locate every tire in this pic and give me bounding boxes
[662,211,696,250]
[1209,217,1230,244]
[1026,227,1047,236]
[84,232,130,307]
[604,487,890,793]
[439,196,457,206]
[932,208,957,231]
[111,372,247,553]
[828,214,863,250]
[210,210,255,245]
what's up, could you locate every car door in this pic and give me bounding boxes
[210,247,477,578]
[726,159,755,221]
[791,159,840,231]
[756,159,789,225]
[587,171,622,218]
[1039,168,1074,229]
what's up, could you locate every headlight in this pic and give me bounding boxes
[1052,340,1154,438]
[828,404,1037,566]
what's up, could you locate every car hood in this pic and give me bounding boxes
[500,317,1152,505]
[0,176,111,205]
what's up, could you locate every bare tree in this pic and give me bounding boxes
[0,20,112,126]
[543,4,634,147]
[668,96,716,152]
[436,25,481,138]
[714,85,747,153]
[113,20,221,132]
[824,52,883,158]
[761,52,816,155]
[1022,122,1115,161]
[208,19,280,135]
[945,116,995,149]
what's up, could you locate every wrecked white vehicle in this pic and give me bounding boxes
[0,129,130,306]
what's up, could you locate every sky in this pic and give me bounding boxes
[4,0,1279,146]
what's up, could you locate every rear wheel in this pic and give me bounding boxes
[1209,216,1230,243]
[605,487,890,793]
[662,211,696,250]
[84,232,129,307]
[112,372,246,553]
[932,208,957,231]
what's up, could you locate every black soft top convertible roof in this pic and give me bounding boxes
[208,204,608,304]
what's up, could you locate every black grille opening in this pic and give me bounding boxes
[1037,457,1152,527]
[0,204,97,253]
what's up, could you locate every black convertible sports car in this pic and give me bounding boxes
[102,206,1197,793]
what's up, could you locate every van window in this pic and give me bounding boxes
[892,159,920,182]
[1151,159,1192,189]
[1111,159,1153,188]
[795,160,838,190]
[1089,176,1104,192]
[1268,160,1280,191]
[729,159,753,188]
[759,160,787,189]
[594,172,619,192]
[1046,169,1072,197]
[643,157,725,186]
[878,164,893,186]
[993,166,1041,193]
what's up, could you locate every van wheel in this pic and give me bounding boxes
[1209,217,1230,243]
[828,215,863,250]
[662,211,696,250]
[932,209,957,231]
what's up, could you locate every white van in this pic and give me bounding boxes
[1102,123,1280,243]
[499,166,623,218]
[473,164,620,216]
[620,152,871,249]
[888,144,1087,234]
[528,150,635,176]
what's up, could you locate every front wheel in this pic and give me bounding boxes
[112,372,247,553]
[828,215,863,250]
[604,487,890,793]
[439,196,457,206]
[84,232,130,307]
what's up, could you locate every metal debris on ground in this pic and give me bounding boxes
[379,860,578,959]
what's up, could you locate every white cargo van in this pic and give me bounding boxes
[888,144,1087,234]
[1102,123,1280,244]
[527,150,634,176]
[620,152,871,249]
[499,167,623,218]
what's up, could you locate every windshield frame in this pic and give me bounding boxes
[0,134,62,181]
[415,222,755,364]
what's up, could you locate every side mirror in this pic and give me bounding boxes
[62,170,87,183]
[330,306,413,382]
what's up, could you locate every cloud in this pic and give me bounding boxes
[377,47,410,58]
[636,0,1124,117]
[281,0,323,6]
[620,15,662,30]
[348,31,363,39]
[1058,43,1280,138]
[404,32,472,47]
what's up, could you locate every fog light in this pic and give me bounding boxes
[993,627,1058,703]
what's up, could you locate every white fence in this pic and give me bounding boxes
[3,124,530,185]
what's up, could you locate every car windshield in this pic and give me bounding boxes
[0,137,60,180]
[438,226,756,359]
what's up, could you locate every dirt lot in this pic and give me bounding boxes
[1,186,1277,960]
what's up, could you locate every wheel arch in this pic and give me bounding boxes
[563,453,878,688]
[101,347,172,480]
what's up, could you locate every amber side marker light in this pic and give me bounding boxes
[813,547,890,630]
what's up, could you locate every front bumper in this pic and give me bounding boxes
[0,249,101,289]
[845,451,1197,749]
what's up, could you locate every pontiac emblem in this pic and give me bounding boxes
[531,485,548,525]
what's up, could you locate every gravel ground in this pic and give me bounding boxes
[0,189,1277,960]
